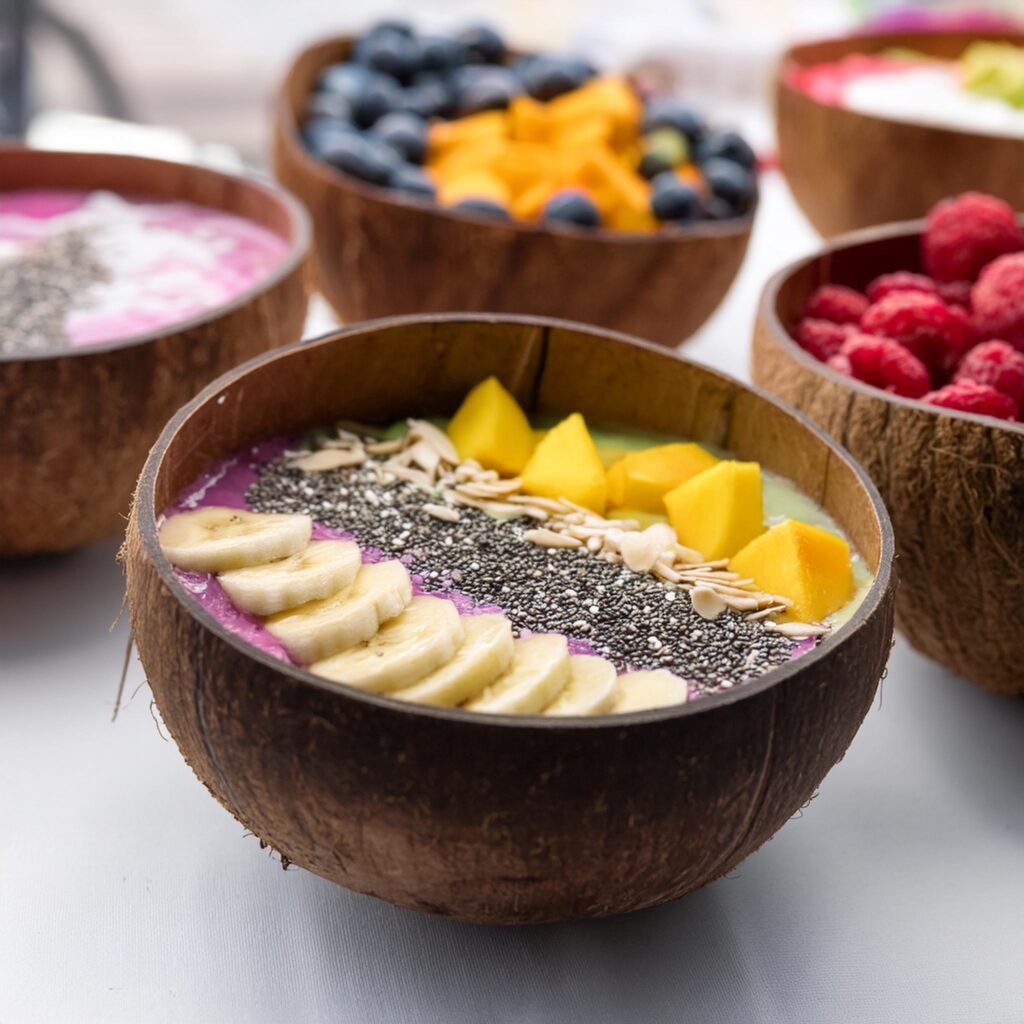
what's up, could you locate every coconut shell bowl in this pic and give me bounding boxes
[125,315,894,924]
[272,38,755,347]
[0,148,311,558]
[754,225,1024,697]
[776,30,1024,238]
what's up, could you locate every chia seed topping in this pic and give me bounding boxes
[247,457,797,693]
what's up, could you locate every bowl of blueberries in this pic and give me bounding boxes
[274,20,759,347]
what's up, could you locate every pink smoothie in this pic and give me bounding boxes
[0,188,289,348]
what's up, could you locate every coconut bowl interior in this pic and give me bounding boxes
[0,147,311,557]
[125,316,895,924]
[776,30,1024,237]
[272,37,755,347]
[752,222,1024,696]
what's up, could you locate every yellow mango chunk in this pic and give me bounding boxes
[509,95,549,143]
[446,377,535,476]
[607,507,668,529]
[730,519,853,623]
[663,460,763,561]
[428,111,508,154]
[438,171,510,207]
[521,413,607,513]
[512,179,558,221]
[607,443,719,513]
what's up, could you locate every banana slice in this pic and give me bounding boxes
[543,655,618,716]
[218,540,361,616]
[393,613,515,707]
[611,669,689,713]
[465,634,570,715]
[265,560,411,663]
[159,507,311,573]
[310,596,464,692]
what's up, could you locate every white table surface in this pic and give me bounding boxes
[2,176,1023,1024]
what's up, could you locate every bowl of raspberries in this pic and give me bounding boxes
[752,191,1024,697]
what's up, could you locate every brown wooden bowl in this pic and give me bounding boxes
[0,147,312,558]
[753,222,1024,696]
[272,37,755,347]
[776,29,1024,238]
[125,315,895,924]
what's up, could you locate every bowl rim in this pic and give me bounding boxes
[135,313,895,730]
[0,146,312,365]
[759,217,1024,436]
[276,34,758,245]
[776,27,1024,149]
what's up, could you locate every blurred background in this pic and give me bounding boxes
[7,0,1023,169]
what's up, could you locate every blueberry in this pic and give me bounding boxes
[401,80,455,119]
[649,172,701,222]
[456,66,522,113]
[699,195,735,221]
[302,116,359,157]
[417,34,466,74]
[305,91,354,121]
[701,158,757,214]
[388,163,436,199]
[542,190,601,228]
[350,74,403,128]
[364,19,414,38]
[370,110,428,163]
[451,198,510,220]
[320,133,401,185]
[695,130,756,170]
[353,30,420,82]
[316,62,374,101]
[642,98,706,143]
[458,24,506,64]
[522,54,591,101]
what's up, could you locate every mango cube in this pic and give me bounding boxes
[663,460,763,561]
[607,443,719,513]
[446,377,535,476]
[521,412,607,512]
[730,519,853,623]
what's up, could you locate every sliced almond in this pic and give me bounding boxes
[764,621,829,638]
[524,528,582,549]
[691,586,727,620]
[407,419,460,464]
[407,440,441,475]
[422,502,460,523]
[290,449,366,472]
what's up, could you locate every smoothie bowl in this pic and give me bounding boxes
[125,316,894,924]
[273,21,757,346]
[752,197,1024,696]
[0,147,310,557]
[776,29,1024,237]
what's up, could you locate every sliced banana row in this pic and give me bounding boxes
[159,507,690,715]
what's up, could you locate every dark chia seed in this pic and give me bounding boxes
[0,229,109,356]
[247,457,797,693]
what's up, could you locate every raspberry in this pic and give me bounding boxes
[946,303,978,354]
[922,380,1017,421]
[794,318,852,362]
[837,332,931,398]
[937,279,973,308]
[803,284,869,325]
[922,192,1024,282]
[954,340,1024,411]
[971,252,1024,350]
[865,271,938,304]
[860,291,971,382]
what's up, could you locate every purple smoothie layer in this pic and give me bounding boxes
[0,188,289,348]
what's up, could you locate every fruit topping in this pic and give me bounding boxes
[865,271,938,303]
[830,332,932,398]
[465,633,571,714]
[664,460,764,561]
[923,192,1024,282]
[803,284,869,325]
[794,318,854,362]
[953,339,1024,411]
[860,291,971,381]
[446,375,536,475]
[543,655,618,715]
[971,251,1024,349]
[922,380,1018,420]
[729,519,853,624]
[606,443,718,513]
[521,412,608,513]
[611,670,689,712]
